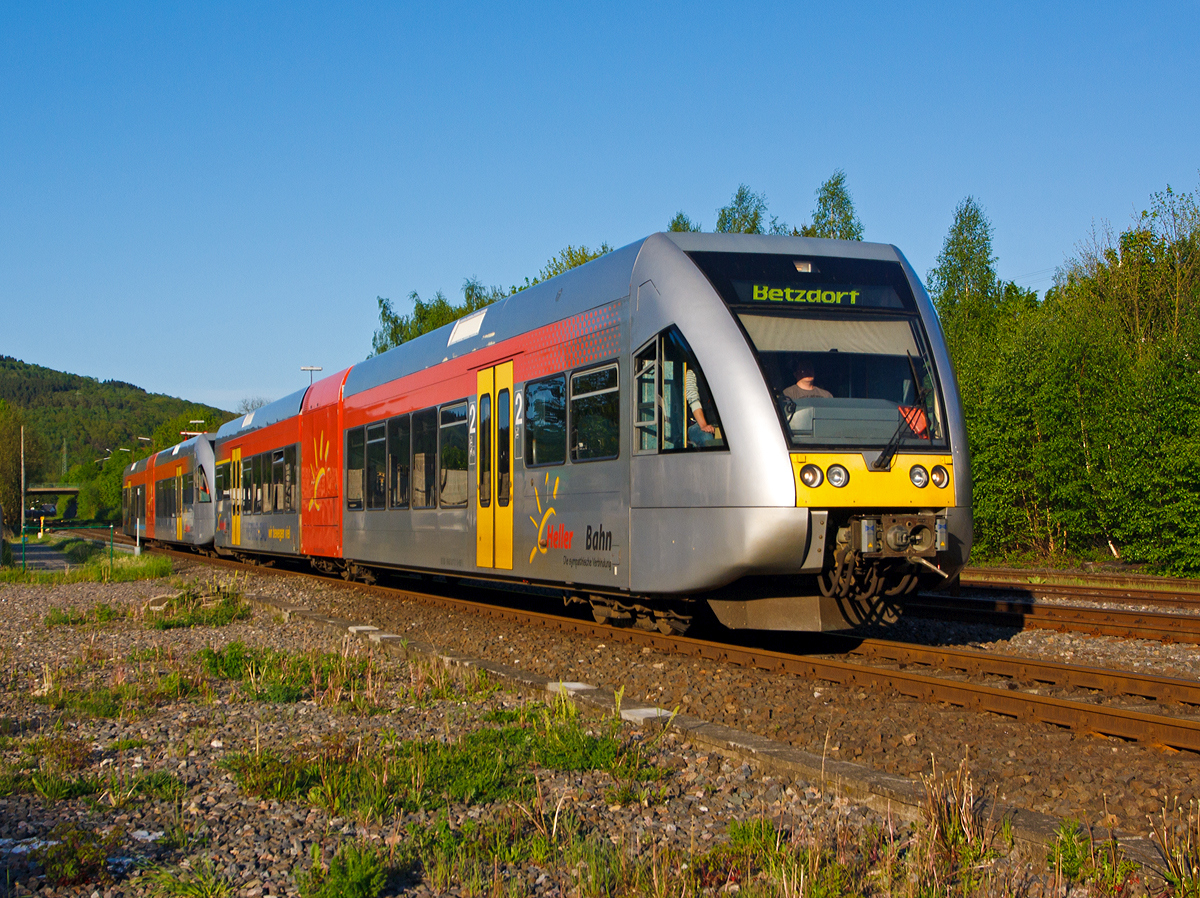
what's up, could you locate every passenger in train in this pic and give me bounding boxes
[685,367,719,446]
[783,361,832,401]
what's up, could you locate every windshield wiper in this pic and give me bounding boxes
[873,352,930,471]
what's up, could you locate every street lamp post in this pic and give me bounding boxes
[301,366,322,385]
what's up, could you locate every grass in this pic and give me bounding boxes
[1151,797,1200,896]
[141,858,234,897]
[225,692,661,828]
[44,601,132,627]
[146,581,252,629]
[0,534,174,583]
[297,841,394,898]
[32,821,118,888]
[30,659,203,719]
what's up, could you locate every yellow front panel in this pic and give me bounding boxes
[495,361,514,571]
[476,368,495,568]
[792,453,956,507]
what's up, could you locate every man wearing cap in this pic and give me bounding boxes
[784,362,833,401]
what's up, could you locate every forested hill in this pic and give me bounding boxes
[0,355,233,476]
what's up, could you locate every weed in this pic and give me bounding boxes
[146,584,251,629]
[33,821,118,887]
[910,752,1000,894]
[1151,796,1200,896]
[198,641,380,707]
[1048,817,1088,881]
[25,732,91,770]
[0,551,172,584]
[142,858,233,897]
[297,841,391,898]
[112,737,147,751]
[44,606,88,626]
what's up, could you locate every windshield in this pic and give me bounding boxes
[686,251,946,450]
[740,312,945,449]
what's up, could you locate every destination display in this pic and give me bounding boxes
[731,280,905,309]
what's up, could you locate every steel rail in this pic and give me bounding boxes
[962,566,1200,595]
[841,638,1200,706]
[143,546,1200,752]
[904,594,1200,644]
[962,579,1200,612]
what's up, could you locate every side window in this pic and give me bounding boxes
[283,446,297,512]
[252,454,263,514]
[570,363,619,461]
[497,389,511,507]
[241,459,252,513]
[411,409,438,508]
[439,403,468,508]
[271,450,285,513]
[524,375,566,466]
[366,423,387,509]
[183,473,194,506]
[262,455,274,514]
[634,327,727,453]
[387,416,410,508]
[478,394,491,509]
[198,466,211,503]
[346,427,365,510]
[634,343,659,453]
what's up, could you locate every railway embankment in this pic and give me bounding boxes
[0,565,1081,898]
[4,559,1181,895]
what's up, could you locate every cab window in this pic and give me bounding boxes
[634,327,726,453]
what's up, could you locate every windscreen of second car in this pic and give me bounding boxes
[685,251,947,450]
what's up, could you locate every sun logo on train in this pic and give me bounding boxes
[528,473,573,563]
[308,432,331,511]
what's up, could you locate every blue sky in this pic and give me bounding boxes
[2,2,1197,411]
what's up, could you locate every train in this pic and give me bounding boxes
[122,231,972,634]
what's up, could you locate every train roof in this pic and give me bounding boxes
[662,230,903,261]
[123,433,212,478]
[342,232,912,400]
[215,388,308,440]
[343,240,643,399]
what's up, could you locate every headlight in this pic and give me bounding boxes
[826,464,849,488]
[909,465,929,488]
[800,464,823,488]
[931,465,949,488]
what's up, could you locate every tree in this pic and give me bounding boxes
[797,169,863,240]
[372,244,613,354]
[668,211,701,232]
[534,244,612,282]
[0,401,46,532]
[235,397,271,414]
[715,185,767,234]
[927,196,1000,330]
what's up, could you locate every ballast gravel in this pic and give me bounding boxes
[0,559,1189,896]
[0,573,999,898]
[231,565,1200,833]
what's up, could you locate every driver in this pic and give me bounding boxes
[784,361,832,401]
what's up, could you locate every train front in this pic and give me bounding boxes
[643,233,971,631]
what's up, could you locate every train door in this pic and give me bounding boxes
[175,466,184,541]
[476,362,514,570]
[231,448,242,546]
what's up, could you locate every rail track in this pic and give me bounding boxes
[902,593,1200,643]
[960,568,1200,611]
[145,545,1200,753]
